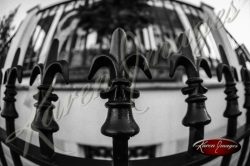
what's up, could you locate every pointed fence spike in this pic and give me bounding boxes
[169,56,197,78]
[216,64,235,82]
[125,54,152,79]
[176,33,195,64]
[30,64,44,86]
[198,58,212,78]
[110,28,127,64]
[218,45,230,66]
[88,55,117,80]
[43,60,69,85]
[45,39,59,69]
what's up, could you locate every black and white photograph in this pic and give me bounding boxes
[0,0,250,165]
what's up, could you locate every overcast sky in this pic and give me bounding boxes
[0,0,250,50]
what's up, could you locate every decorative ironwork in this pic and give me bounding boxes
[29,39,69,159]
[0,18,250,166]
[216,45,242,166]
[1,48,23,166]
[237,46,250,166]
[169,33,212,153]
[88,28,152,166]
[217,46,241,137]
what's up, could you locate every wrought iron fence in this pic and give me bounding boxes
[0,27,249,166]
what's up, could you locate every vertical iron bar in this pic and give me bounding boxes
[216,47,241,166]
[30,39,69,163]
[1,64,23,166]
[88,28,151,166]
[239,63,250,166]
[182,78,211,154]
[188,126,204,152]
[227,117,237,138]
[169,33,212,156]
[31,85,59,161]
[220,82,241,166]
[221,156,233,166]
[39,131,55,158]
[113,136,129,166]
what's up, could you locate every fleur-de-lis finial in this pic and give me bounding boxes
[88,28,151,136]
[216,45,241,138]
[29,39,69,159]
[169,33,212,152]
[216,46,242,166]
[3,48,22,85]
[1,48,23,119]
[88,28,152,81]
[88,28,152,166]
[170,34,212,79]
[30,39,69,86]
[1,48,23,166]
[170,33,212,126]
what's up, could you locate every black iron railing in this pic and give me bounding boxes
[0,27,250,166]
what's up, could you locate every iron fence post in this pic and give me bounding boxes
[169,33,212,153]
[30,39,69,160]
[216,46,241,166]
[237,47,250,166]
[1,48,23,166]
[88,28,152,166]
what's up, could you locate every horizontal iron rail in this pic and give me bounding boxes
[0,128,110,166]
[0,124,249,166]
